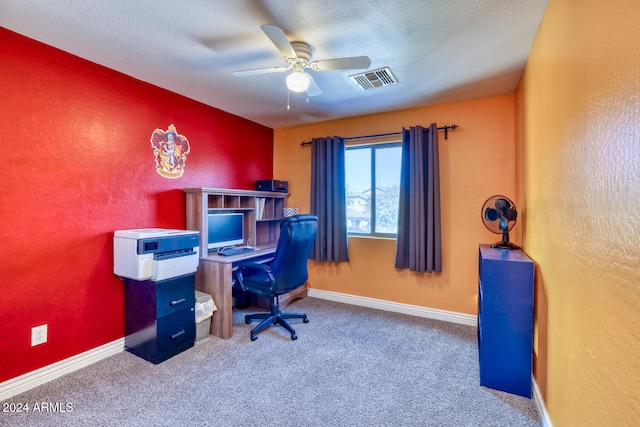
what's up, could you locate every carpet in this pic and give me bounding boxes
[1,297,541,426]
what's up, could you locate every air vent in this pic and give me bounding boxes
[350,67,398,91]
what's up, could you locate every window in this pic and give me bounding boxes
[345,142,402,237]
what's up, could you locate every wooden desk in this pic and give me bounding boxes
[184,187,296,338]
[196,245,307,339]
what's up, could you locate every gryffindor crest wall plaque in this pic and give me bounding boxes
[150,124,190,178]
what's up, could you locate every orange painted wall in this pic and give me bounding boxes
[274,95,517,315]
[0,28,273,382]
[515,0,640,425]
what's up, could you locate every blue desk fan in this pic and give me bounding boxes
[481,195,520,249]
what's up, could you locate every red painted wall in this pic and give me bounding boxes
[0,28,273,382]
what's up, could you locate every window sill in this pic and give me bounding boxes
[348,234,397,241]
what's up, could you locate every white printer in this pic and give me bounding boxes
[113,228,199,281]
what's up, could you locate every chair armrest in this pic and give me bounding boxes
[235,262,276,292]
[236,262,271,272]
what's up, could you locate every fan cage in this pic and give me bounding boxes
[481,195,520,250]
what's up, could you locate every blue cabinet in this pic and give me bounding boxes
[478,244,534,397]
[124,274,196,364]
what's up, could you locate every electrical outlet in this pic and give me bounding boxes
[31,324,47,346]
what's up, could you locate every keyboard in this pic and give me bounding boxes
[217,246,256,256]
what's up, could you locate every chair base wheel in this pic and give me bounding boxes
[244,302,308,341]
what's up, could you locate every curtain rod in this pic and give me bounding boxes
[300,124,458,146]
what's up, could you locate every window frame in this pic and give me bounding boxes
[345,140,402,239]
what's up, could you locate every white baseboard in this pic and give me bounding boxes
[307,288,477,326]
[533,377,552,427]
[0,338,124,402]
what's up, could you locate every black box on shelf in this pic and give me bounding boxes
[256,180,288,193]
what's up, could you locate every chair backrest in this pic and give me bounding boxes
[269,214,318,295]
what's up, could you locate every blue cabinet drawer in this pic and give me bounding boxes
[155,308,196,358]
[125,309,195,364]
[156,275,196,318]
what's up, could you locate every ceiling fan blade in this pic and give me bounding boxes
[306,74,323,97]
[311,56,371,71]
[232,66,288,77]
[261,24,297,59]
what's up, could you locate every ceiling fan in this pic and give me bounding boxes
[232,25,372,96]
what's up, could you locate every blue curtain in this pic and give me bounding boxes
[395,124,442,273]
[310,136,349,262]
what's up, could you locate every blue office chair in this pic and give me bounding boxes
[236,214,318,341]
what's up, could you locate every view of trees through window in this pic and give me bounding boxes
[345,143,402,236]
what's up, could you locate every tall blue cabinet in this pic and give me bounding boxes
[478,244,534,398]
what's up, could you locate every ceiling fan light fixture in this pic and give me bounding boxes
[286,71,310,92]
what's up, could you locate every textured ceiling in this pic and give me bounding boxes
[0,0,548,128]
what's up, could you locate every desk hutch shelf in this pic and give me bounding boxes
[183,187,288,255]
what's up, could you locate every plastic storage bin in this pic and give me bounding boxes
[194,290,216,342]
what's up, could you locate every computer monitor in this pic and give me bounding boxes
[207,212,244,252]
